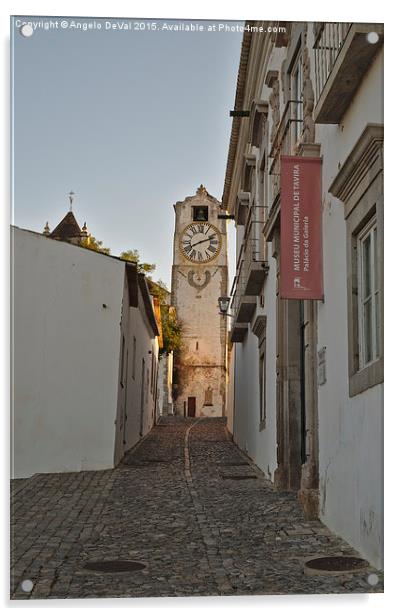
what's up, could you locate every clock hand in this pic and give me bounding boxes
[191,237,211,248]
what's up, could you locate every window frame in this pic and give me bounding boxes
[357,217,380,369]
[290,47,303,147]
[329,124,383,397]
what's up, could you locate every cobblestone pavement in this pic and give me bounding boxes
[10,417,383,599]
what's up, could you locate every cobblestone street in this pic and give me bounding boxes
[11,418,383,599]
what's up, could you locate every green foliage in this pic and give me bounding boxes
[80,235,110,255]
[147,279,169,304]
[119,249,155,275]
[159,305,181,356]
[119,250,181,355]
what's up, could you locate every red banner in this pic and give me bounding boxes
[280,156,323,300]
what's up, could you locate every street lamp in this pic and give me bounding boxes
[218,296,233,317]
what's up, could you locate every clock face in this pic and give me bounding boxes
[180,222,222,263]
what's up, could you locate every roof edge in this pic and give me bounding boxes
[221,23,254,210]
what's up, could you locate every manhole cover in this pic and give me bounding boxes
[83,560,147,573]
[304,556,369,576]
[221,474,258,480]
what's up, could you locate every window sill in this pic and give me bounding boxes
[349,357,383,397]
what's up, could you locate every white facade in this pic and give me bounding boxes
[114,271,160,463]
[224,22,383,568]
[156,352,174,418]
[316,46,384,568]
[12,227,160,478]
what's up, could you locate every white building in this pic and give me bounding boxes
[12,226,160,478]
[224,21,383,568]
[156,351,174,418]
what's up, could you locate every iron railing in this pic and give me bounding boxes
[268,99,303,205]
[230,204,267,318]
[313,22,351,101]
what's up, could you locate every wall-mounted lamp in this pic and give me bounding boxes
[218,296,233,317]
[217,214,235,220]
[229,110,250,117]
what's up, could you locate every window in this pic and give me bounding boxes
[358,219,380,368]
[204,387,213,406]
[132,336,136,380]
[193,206,208,221]
[290,49,303,145]
[329,124,383,397]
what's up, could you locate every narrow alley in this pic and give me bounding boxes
[11,418,383,599]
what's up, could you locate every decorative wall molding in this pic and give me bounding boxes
[329,123,384,213]
[187,269,211,292]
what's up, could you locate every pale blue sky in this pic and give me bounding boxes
[11,16,243,288]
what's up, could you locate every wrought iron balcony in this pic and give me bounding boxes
[313,22,383,123]
[268,99,303,206]
[229,205,268,342]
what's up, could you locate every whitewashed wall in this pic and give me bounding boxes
[156,352,174,419]
[114,278,159,463]
[316,46,384,569]
[12,228,125,478]
[232,244,277,480]
[226,344,235,434]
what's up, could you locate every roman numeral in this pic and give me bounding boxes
[197,224,204,234]
[197,251,203,261]
[189,250,196,260]
[208,245,217,253]
[184,245,191,254]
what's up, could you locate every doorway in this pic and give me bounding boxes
[187,397,196,417]
[299,301,307,465]
[140,358,146,437]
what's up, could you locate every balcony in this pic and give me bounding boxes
[230,322,248,343]
[229,205,268,342]
[230,260,257,343]
[314,22,383,124]
[267,99,302,212]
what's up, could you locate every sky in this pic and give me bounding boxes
[11,16,243,288]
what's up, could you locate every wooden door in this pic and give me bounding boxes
[187,397,196,418]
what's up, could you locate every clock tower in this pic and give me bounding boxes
[171,185,228,417]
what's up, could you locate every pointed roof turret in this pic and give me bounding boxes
[49,211,82,241]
